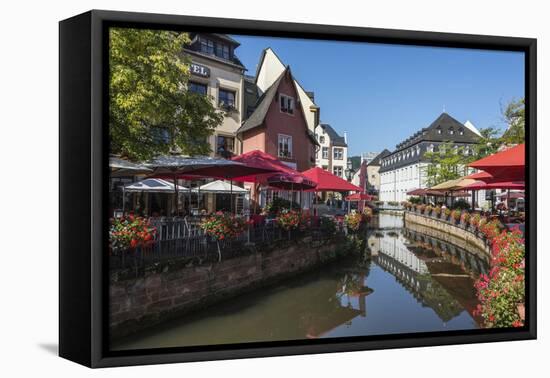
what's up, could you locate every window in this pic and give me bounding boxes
[216,135,235,157]
[449,127,455,135]
[427,144,434,153]
[278,134,292,158]
[280,94,294,114]
[437,127,442,134]
[151,127,170,145]
[333,166,343,177]
[188,82,207,95]
[322,147,329,159]
[218,89,236,108]
[333,148,343,160]
[200,38,215,55]
[319,135,325,144]
[215,43,230,59]
[459,128,464,135]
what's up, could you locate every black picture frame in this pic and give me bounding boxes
[59,9,537,368]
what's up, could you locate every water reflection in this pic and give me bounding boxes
[112,213,487,351]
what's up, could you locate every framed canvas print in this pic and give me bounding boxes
[59,10,537,368]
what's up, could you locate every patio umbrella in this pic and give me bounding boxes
[469,143,525,181]
[231,150,305,212]
[302,167,362,192]
[109,156,152,177]
[122,178,188,214]
[267,173,317,209]
[430,178,477,191]
[463,180,525,191]
[146,155,272,214]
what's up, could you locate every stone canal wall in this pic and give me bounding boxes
[110,236,350,339]
[404,212,491,257]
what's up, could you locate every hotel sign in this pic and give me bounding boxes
[190,63,210,78]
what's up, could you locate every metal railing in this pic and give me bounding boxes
[109,216,344,271]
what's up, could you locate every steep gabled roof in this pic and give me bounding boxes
[237,70,286,134]
[319,124,347,147]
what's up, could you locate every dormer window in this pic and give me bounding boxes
[437,126,442,134]
[449,127,454,135]
[200,38,215,55]
[216,43,230,59]
[459,128,464,135]
[280,94,294,114]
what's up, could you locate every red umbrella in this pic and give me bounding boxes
[500,192,525,200]
[463,181,525,191]
[407,188,427,196]
[464,171,494,181]
[302,167,362,192]
[345,193,374,201]
[468,144,525,181]
[267,173,317,190]
[231,150,298,183]
[230,150,310,212]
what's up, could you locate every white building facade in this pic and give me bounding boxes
[379,113,482,202]
[314,123,348,179]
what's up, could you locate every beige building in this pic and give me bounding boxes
[366,150,390,193]
[184,33,246,158]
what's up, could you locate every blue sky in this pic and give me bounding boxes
[230,35,525,156]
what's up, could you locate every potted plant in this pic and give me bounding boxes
[344,212,363,233]
[443,207,451,220]
[461,211,471,228]
[109,215,157,254]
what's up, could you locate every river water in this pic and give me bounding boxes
[112,213,488,351]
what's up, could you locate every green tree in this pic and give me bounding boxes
[471,127,501,160]
[424,142,471,186]
[109,28,223,161]
[501,98,525,145]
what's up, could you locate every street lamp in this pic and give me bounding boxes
[345,159,353,182]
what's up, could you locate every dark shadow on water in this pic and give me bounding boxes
[38,343,58,356]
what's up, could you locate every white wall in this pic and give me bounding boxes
[4,1,546,378]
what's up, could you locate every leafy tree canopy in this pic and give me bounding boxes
[109,28,223,161]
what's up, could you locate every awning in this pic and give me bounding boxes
[302,167,362,192]
[123,178,187,193]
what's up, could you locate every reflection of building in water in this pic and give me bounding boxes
[378,231,429,274]
[369,212,405,230]
[374,231,465,322]
[373,227,487,323]
[402,228,488,277]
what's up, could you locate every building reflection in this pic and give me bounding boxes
[369,227,486,323]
